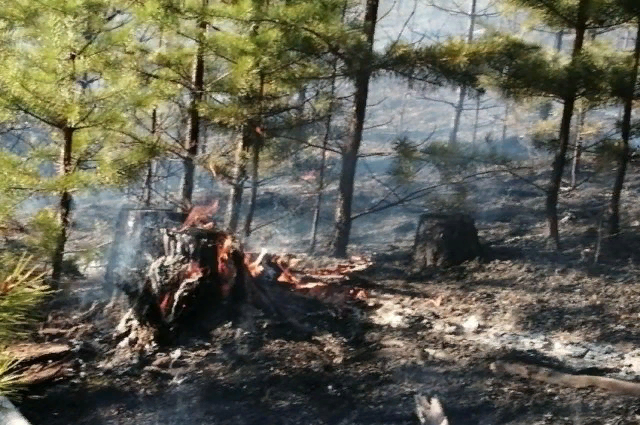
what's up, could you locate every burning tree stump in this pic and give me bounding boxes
[412,213,482,270]
[107,205,370,349]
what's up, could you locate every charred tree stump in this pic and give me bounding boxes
[412,213,482,270]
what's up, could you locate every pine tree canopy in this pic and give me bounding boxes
[502,0,629,30]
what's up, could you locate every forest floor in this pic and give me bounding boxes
[14,159,640,425]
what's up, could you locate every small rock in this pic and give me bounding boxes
[117,337,131,349]
[143,366,173,378]
[433,322,459,334]
[170,348,182,360]
[152,356,171,369]
[552,342,588,358]
[462,316,480,333]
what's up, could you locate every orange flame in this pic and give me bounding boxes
[217,236,233,277]
[178,199,219,231]
[245,248,267,278]
[273,256,301,286]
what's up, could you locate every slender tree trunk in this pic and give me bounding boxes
[570,31,595,190]
[225,129,251,232]
[547,4,588,249]
[448,0,477,146]
[610,21,640,236]
[310,133,329,253]
[180,6,207,211]
[309,76,336,253]
[144,108,158,207]
[570,104,586,189]
[501,102,509,144]
[471,94,480,146]
[331,0,379,258]
[51,127,74,288]
[243,142,260,238]
[242,73,265,238]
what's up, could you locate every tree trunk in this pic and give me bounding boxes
[570,104,586,190]
[51,127,74,288]
[501,102,509,144]
[224,130,250,233]
[539,30,564,120]
[331,0,379,258]
[471,94,480,146]
[448,0,477,146]
[180,8,207,211]
[242,72,265,239]
[309,83,335,252]
[547,4,588,249]
[243,141,260,239]
[144,108,158,207]
[609,21,640,236]
[570,31,595,190]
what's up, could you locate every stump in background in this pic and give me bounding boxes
[412,213,482,269]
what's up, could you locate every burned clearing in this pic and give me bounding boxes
[7,162,640,425]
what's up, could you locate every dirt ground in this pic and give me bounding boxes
[14,161,640,425]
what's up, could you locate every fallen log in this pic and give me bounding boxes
[490,361,640,396]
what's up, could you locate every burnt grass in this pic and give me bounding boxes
[16,160,640,425]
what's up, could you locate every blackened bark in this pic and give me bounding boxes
[609,21,640,236]
[331,0,379,258]
[546,1,588,249]
[180,9,207,211]
[51,127,74,288]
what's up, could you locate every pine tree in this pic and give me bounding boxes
[496,0,627,248]
[0,1,140,286]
